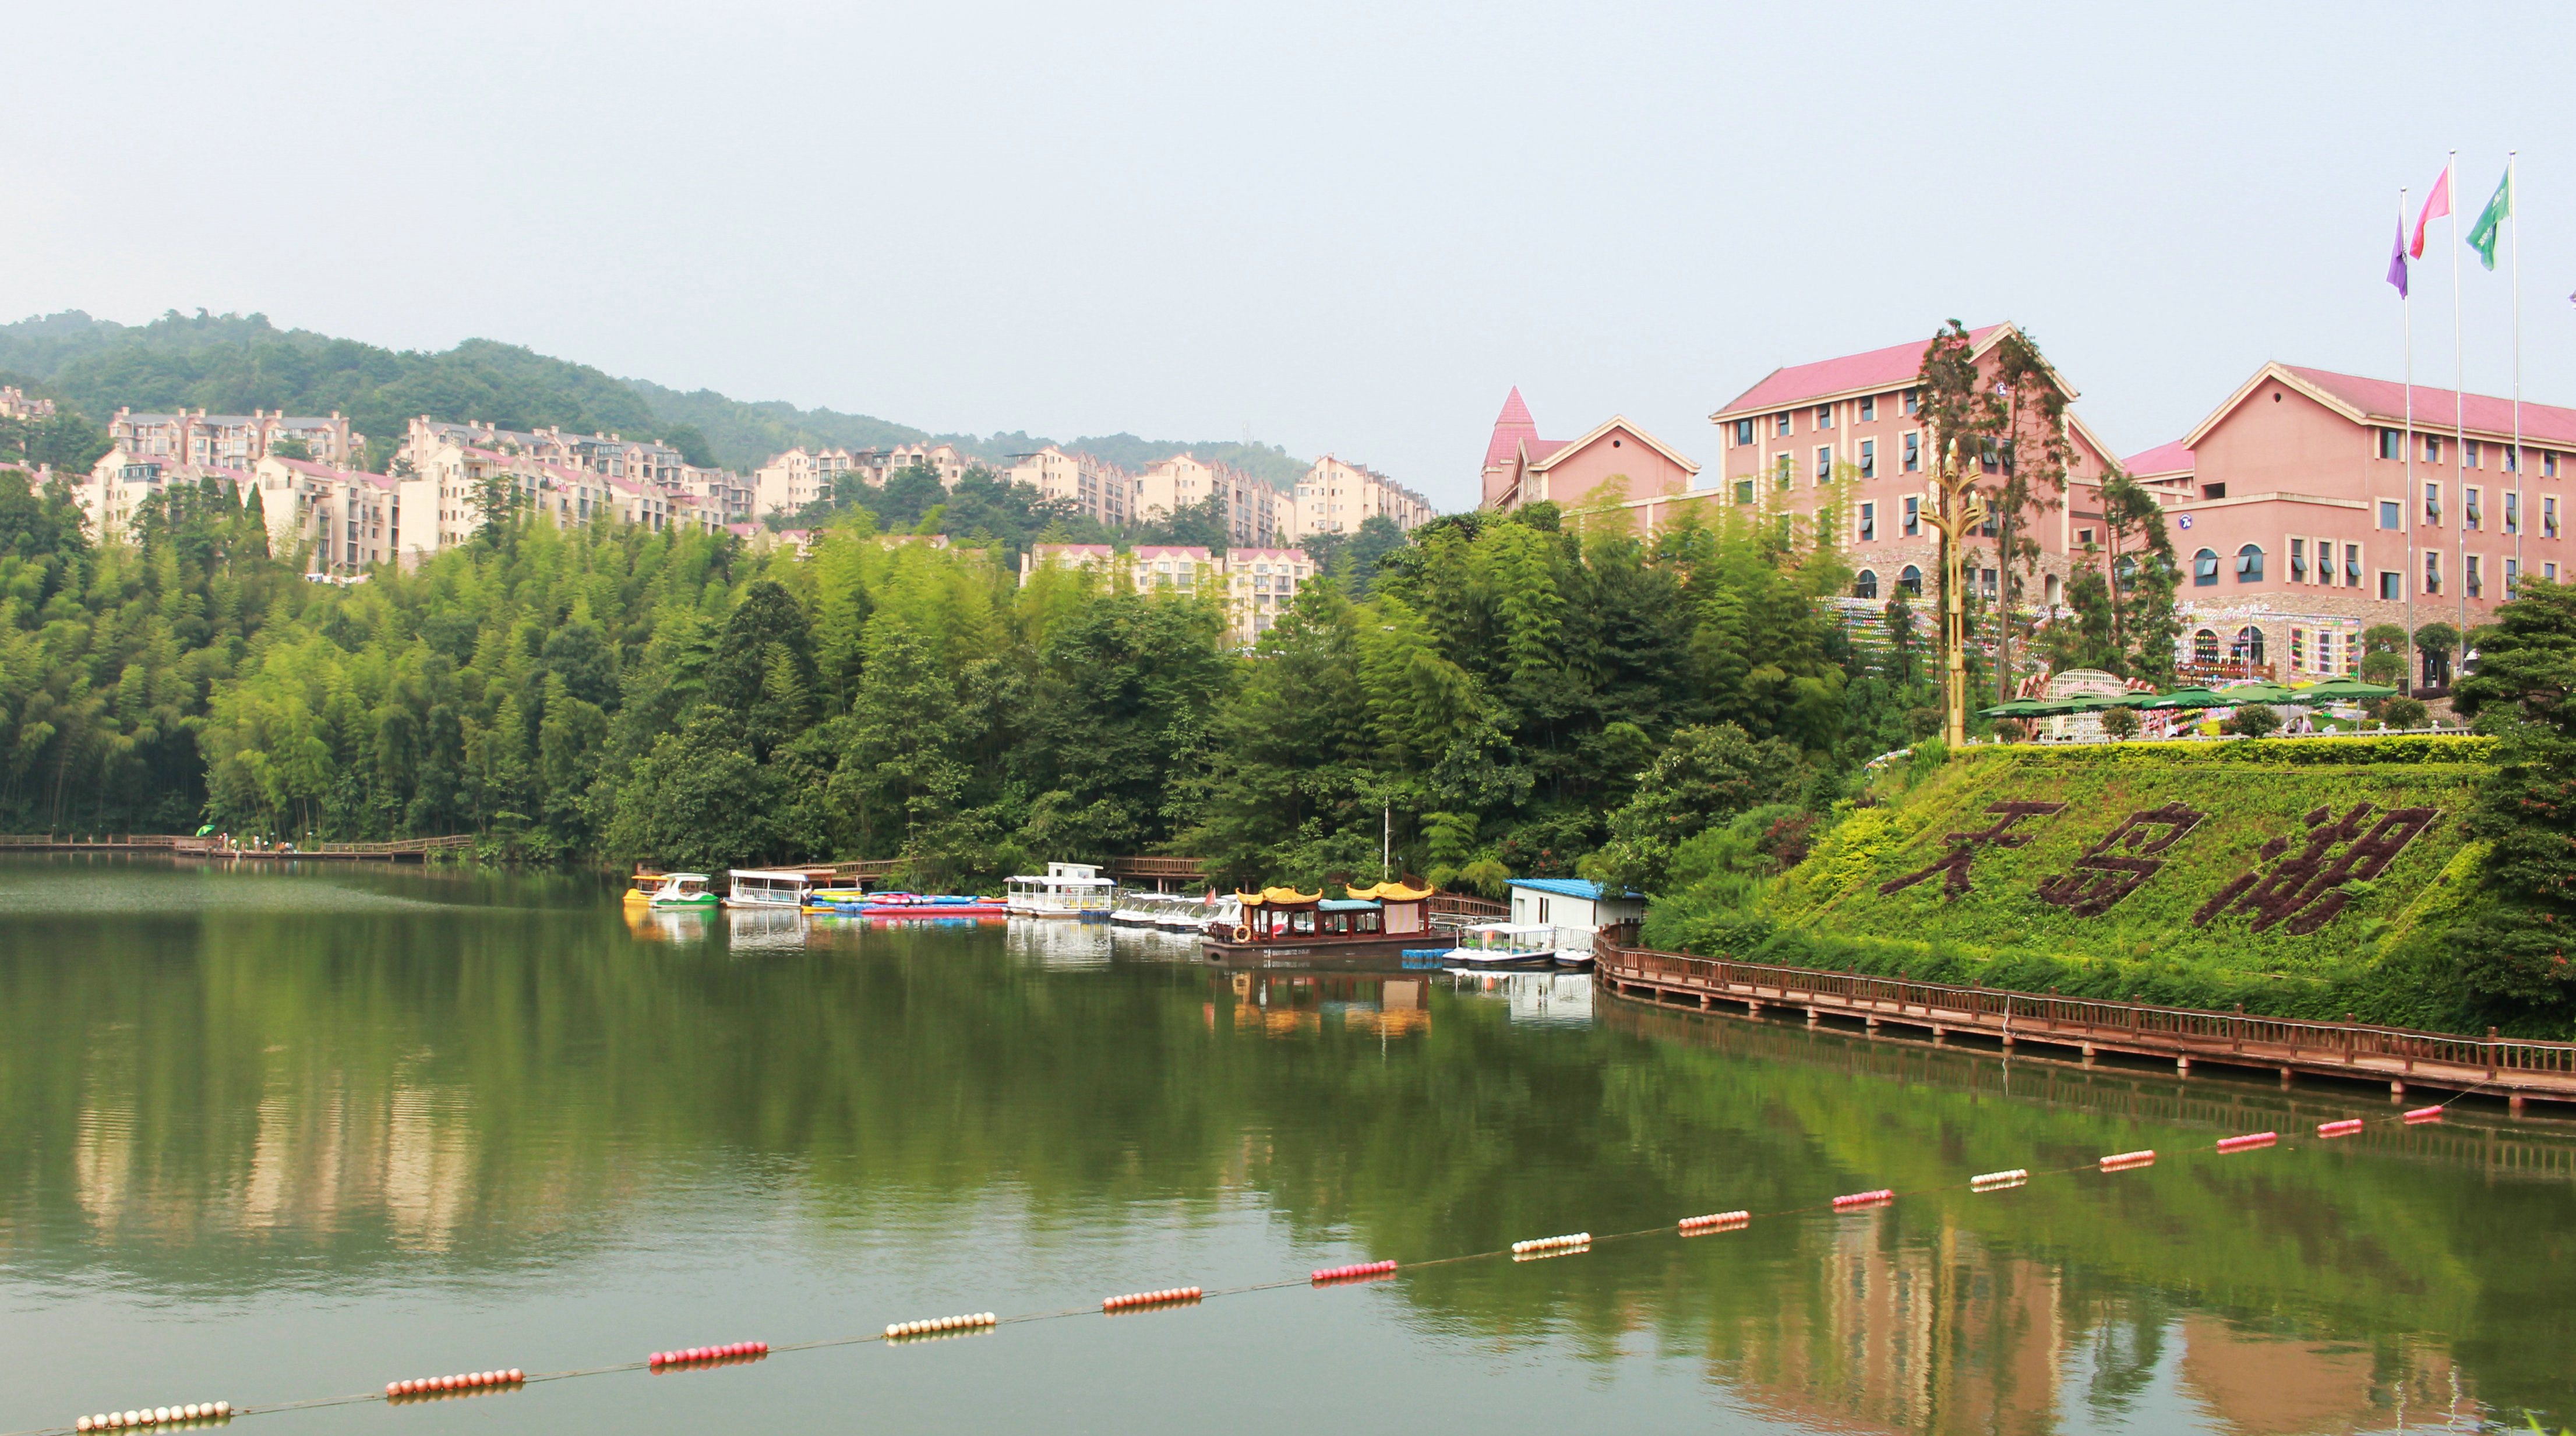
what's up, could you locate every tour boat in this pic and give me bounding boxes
[1004,862,1117,919]
[1437,922,1569,971]
[1200,882,1435,963]
[622,870,664,905]
[725,867,836,910]
[837,892,1010,917]
[646,872,719,909]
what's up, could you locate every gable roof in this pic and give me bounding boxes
[2183,361,2576,450]
[2123,440,2194,478]
[1713,324,2012,417]
[1527,414,1700,476]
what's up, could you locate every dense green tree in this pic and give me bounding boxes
[2450,580,2576,1019]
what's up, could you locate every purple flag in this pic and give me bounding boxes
[2387,219,2409,297]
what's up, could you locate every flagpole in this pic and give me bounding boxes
[2450,149,2466,663]
[2511,150,2522,603]
[2402,185,2416,692]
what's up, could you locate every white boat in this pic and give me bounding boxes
[1109,890,1167,926]
[725,867,830,909]
[1005,862,1116,919]
[1439,922,1569,971]
[1153,895,1212,932]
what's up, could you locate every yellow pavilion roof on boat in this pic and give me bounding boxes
[1234,886,1324,906]
[1343,881,1433,902]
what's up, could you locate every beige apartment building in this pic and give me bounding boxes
[1134,453,1276,546]
[1018,542,1311,645]
[751,447,857,517]
[1007,445,1134,525]
[110,407,362,469]
[1286,454,1433,538]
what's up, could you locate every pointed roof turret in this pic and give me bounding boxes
[1484,387,1539,469]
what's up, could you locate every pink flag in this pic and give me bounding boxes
[2411,166,2451,259]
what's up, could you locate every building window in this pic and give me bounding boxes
[2193,548,2219,586]
[1734,478,1755,505]
[2466,439,2482,467]
[2548,451,2561,478]
[1859,395,1877,422]
[1776,454,1793,489]
[2425,550,2441,595]
[1732,419,1754,446]
[1979,441,2000,474]
[1858,501,1876,542]
[2379,500,2401,530]
[2316,629,2334,672]
[2345,543,2364,587]
[2425,434,2443,463]
[2379,570,2402,600]
[2466,486,2482,529]
[1902,388,1919,416]
[2233,626,2266,667]
[1898,564,1922,596]
[2505,444,2521,474]
[1815,404,1834,431]
[2508,491,2521,534]
[2378,428,2405,460]
[1903,433,1920,472]
[2508,556,2521,594]
[2468,555,2485,598]
[1815,447,1833,484]
[1903,496,1921,537]
[1853,569,1879,599]
[1859,439,1876,479]
[1979,567,1999,598]
[1774,413,1791,438]
[2289,537,2307,581]
[2425,482,2442,525]
[2193,629,2220,665]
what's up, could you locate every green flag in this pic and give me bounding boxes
[2468,165,2512,270]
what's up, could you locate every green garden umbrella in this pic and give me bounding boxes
[2211,682,2298,705]
[1977,697,2070,719]
[2139,687,2228,710]
[2286,677,2399,704]
[2065,691,2154,711]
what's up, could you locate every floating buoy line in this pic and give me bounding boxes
[12,1095,2481,1436]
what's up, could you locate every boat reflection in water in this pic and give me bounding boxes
[624,904,712,944]
[1449,969,1594,1028]
[1209,970,1431,1038]
[1007,915,1113,969]
[724,904,823,952]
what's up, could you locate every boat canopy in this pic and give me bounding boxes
[1345,881,1434,902]
[1235,886,1324,906]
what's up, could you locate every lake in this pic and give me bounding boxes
[1,856,2569,1434]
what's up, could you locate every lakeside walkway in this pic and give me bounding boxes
[1595,941,2576,1110]
[0,834,475,861]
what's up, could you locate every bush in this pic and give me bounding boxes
[1905,707,1945,740]
[2380,696,2429,729]
[2225,703,2283,738]
[2098,707,2140,739]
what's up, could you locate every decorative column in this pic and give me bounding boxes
[1926,442,1989,747]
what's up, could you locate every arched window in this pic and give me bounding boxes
[2043,573,2063,606]
[2193,548,2220,587]
[1897,564,1923,597]
[2232,626,2267,665]
[2193,629,2220,665]
[2235,543,2265,581]
[1853,569,1879,599]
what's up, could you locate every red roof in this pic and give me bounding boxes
[2123,440,2193,477]
[1483,387,1540,468]
[2279,365,2576,447]
[1717,324,2006,417]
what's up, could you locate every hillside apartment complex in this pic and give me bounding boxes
[1018,543,1315,645]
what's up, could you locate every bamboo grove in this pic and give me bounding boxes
[1,463,1954,885]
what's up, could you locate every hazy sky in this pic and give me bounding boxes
[10,1,2570,506]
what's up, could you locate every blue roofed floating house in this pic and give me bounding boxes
[1506,877,1647,934]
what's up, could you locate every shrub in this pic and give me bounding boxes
[2225,704,2284,738]
[2098,707,2140,739]
[2380,696,2429,729]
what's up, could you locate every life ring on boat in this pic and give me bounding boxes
[1232,925,1251,943]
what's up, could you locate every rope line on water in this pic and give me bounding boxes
[9,1096,2499,1436]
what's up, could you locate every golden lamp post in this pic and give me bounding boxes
[1926,440,1988,748]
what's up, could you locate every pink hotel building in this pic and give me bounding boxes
[1695,324,2576,682]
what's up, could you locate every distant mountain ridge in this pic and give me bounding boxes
[0,309,1308,487]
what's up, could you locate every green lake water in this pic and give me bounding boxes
[2,856,2571,1434]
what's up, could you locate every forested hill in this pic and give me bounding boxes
[0,309,1308,484]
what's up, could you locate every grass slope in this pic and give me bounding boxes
[1737,737,2515,1032]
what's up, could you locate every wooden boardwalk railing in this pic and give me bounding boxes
[1595,941,2576,1107]
[1428,893,1509,921]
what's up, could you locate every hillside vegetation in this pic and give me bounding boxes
[0,310,1308,484]
[1648,738,2518,1033]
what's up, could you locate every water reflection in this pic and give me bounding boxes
[2,856,2571,1434]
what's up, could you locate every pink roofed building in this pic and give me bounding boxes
[1477,388,1706,528]
[1707,323,2125,611]
[2134,362,2576,684]
[1222,546,1312,644]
